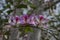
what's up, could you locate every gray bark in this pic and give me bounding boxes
[29,28,41,40]
[0,35,3,40]
[9,28,18,40]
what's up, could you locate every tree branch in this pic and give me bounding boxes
[43,0,60,10]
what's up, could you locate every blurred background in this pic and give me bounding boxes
[0,0,60,40]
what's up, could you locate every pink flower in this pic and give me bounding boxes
[15,15,19,22]
[19,15,26,24]
[28,15,37,26]
[8,16,16,25]
[23,14,29,23]
[8,14,49,27]
[39,15,44,20]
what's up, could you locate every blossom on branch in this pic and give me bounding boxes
[8,14,49,28]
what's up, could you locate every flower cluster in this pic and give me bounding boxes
[8,14,49,28]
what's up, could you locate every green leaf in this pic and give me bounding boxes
[24,0,28,3]
[4,31,10,35]
[15,0,22,2]
[6,0,13,4]
[7,10,13,14]
[6,4,10,8]
[19,26,24,32]
[29,3,37,9]
[0,18,3,25]
[16,4,27,8]
[0,10,3,13]
[4,19,8,22]
[24,26,34,33]
[58,30,60,32]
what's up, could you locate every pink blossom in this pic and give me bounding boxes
[28,15,37,26]
[23,14,29,23]
[39,15,44,20]
[15,15,19,22]
[8,14,49,27]
[19,15,26,24]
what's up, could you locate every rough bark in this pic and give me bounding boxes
[9,28,18,40]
